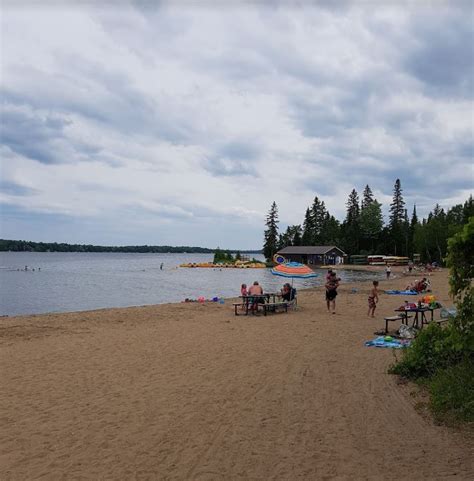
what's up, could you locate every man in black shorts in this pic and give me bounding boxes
[325,272,340,314]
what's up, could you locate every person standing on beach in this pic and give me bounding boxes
[385,264,391,279]
[367,281,379,318]
[248,281,264,313]
[325,272,339,314]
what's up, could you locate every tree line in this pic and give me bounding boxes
[0,239,263,254]
[0,240,218,253]
[263,179,473,264]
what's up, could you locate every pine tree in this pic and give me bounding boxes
[311,196,327,244]
[410,205,418,228]
[403,208,410,256]
[263,201,279,261]
[345,189,360,224]
[302,208,313,245]
[291,225,303,246]
[321,213,341,245]
[361,184,374,209]
[409,205,419,257]
[341,189,361,254]
[359,200,383,253]
[462,195,474,223]
[388,179,406,254]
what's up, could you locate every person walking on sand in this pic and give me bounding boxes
[385,264,391,279]
[368,280,379,318]
[325,272,340,314]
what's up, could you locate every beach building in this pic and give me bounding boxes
[277,246,347,266]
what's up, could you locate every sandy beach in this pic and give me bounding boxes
[1,268,472,480]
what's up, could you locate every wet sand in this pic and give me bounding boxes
[1,268,472,480]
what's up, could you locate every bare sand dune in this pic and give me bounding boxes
[1,269,472,480]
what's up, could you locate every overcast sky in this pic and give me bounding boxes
[1,1,473,249]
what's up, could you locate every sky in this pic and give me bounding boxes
[1,0,473,249]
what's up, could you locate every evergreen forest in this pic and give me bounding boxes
[263,179,473,264]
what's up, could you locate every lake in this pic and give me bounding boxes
[0,252,383,316]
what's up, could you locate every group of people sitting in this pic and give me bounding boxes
[240,281,297,313]
[406,277,430,293]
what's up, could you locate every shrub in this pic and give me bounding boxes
[429,359,474,423]
[389,322,467,379]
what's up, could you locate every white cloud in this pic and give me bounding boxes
[1,0,473,248]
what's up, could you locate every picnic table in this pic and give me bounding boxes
[394,305,441,329]
[233,293,289,316]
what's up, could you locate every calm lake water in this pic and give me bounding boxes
[0,252,383,316]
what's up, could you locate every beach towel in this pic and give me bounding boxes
[365,336,411,349]
[385,290,417,295]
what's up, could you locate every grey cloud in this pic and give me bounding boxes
[219,141,261,161]
[1,104,71,164]
[0,98,104,165]
[202,140,261,177]
[5,58,194,145]
[0,180,39,196]
[404,10,474,97]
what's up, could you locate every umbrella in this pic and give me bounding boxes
[271,261,318,284]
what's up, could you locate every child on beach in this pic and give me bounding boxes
[325,272,340,314]
[240,284,248,310]
[368,281,379,318]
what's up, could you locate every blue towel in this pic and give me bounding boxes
[365,336,411,349]
[385,290,417,295]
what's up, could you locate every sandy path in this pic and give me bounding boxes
[1,269,472,480]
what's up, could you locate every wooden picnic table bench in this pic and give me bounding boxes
[384,313,413,334]
[260,301,289,316]
[233,293,290,316]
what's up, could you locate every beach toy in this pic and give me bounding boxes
[384,336,393,342]
[273,254,287,264]
[198,296,205,303]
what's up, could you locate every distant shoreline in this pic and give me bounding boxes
[0,239,262,254]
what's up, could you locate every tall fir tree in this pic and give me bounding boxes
[359,200,383,253]
[263,201,279,261]
[462,195,474,223]
[310,196,327,244]
[341,189,360,254]
[361,184,374,209]
[360,185,382,253]
[302,208,313,245]
[321,213,341,245]
[402,209,410,257]
[345,189,360,224]
[409,205,419,257]
[388,179,406,255]
[292,225,302,246]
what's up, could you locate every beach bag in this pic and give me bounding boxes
[440,307,457,318]
[398,324,417,339]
